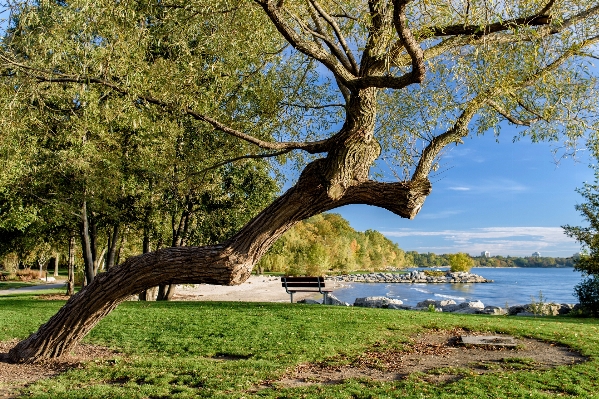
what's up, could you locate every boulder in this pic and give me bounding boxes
[354,296,404,308]
[480,306,507,315]
[452,307,480,314]
[558,303,575,315]
[508,305,528,315]
[458,300,485,309]
[297,299,321,305]
[416,299,456,309]
[323,294,351,306]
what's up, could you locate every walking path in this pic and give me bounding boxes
[0,282,66,296]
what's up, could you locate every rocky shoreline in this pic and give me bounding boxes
[326,271,493,284]
[302,272,579,316]
[300,295,580,316]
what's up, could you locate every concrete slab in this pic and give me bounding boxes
[461,335,518,348]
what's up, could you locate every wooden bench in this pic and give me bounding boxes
[281,276,332,303]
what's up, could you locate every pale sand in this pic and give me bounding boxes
[172,275,342,303]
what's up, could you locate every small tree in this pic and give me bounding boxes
[448,253,474,273]
[563,174,599,316]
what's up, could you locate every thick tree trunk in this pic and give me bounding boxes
[8,89,431,363]
[8,159,430,363]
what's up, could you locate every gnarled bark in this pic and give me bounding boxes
[7,153,431,363]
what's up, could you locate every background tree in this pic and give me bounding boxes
[564,173,599,315]
[2,0,599,363]
[448,252,474,273]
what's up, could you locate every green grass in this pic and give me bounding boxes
[1,294,599,398]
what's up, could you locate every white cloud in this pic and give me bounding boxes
[441,179,528,194]
[382,227,579,256]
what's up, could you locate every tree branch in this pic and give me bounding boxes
[254,0,357,88]
[309,0,359,74]
[487,99,540,126]
[411,34,599,182]
[393,0,425,83]
[0,54,332,154]
[280,101,346,109]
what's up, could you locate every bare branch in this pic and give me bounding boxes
[296,4,354,72]
[280,101,346,109]
[192,149,293,179]
[487,99,540,126]
[309,0,359,73]
[254,0,356,88]
[393,0,425,83]
[429,14,552,37]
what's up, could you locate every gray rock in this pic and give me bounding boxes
[480,306,507,315]
[508,305,528,315]
[558,303,574,315]
[298,299,321,305]
[323,294,351,306]
[416,299,456,309]
[452,307,481,314]
[457,300,485,309]
[354,296,404,308]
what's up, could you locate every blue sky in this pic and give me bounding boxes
[335,131,594,258]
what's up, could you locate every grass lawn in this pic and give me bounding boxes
[1,293,598,398]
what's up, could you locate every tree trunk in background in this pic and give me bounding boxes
[80,201,95,286]
[106,225,119,270]
[53,252,60,277]
[139,231,157,301]
[8,152,431,363]
[66,235,75,296]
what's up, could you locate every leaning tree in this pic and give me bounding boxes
[2,0,599,362]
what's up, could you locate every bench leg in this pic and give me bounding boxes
[323,292,328,304]
[290,292,294,303]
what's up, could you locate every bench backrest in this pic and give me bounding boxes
[281,276,325,288]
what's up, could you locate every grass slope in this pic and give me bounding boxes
[1,293,598,398]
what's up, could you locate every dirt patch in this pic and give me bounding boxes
[0,340,120,398]
[272,329,587,388]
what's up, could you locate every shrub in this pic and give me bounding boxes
[574,276,599,316]
[16,269,42,281]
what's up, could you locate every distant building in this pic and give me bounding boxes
[481,251,490,258]
[532,252,541,258]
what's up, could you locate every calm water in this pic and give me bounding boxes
[332,267,585,307]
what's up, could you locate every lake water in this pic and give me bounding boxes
[332,267,585,307]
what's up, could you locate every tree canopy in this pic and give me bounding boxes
[2,0,599,363]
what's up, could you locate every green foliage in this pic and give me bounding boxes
[257,213,406,275]
[448,252,474,272]
[574,276,599,316]
[564,172,599,316]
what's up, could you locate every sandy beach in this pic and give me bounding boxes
[172,275,341,303]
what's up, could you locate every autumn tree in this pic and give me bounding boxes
[3,0,599,362]
[448,252,474,272]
